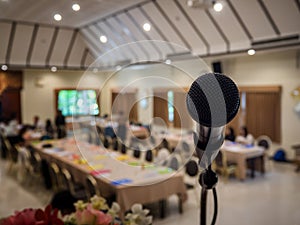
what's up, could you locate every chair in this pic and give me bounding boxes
[85,175,101,199]
[133,146,141,159]
[213,151,237,182]
[60,168,86,200]
[145,149,153,162]
[15,145,33,183]
[182,141,192,160]
[167,153,182,171]
[49,162,62,192]
[3,138,19,173]
[155,148,170,166]
[120,143,127,154]
[185,159,200,206]
[112,138,119,151]
[256,135,272,170]
[103,137,110,149]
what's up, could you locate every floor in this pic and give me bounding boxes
[0,159,299,225]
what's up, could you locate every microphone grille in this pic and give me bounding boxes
[186,73,240,127]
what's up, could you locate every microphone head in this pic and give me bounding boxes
[186,72,240,127]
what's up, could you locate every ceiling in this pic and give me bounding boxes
[0,0,299,70]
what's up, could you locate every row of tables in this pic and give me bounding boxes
[162,131,265,180]
[30,125,265,218]
[31,138,187,218]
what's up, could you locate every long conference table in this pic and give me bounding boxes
[162,132,265,180]
[31,138,187,217]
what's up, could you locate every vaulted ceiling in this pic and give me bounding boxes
[0,0,299,70]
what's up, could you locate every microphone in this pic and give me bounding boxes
[186,72,240,168]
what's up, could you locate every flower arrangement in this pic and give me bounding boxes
[0,195,152,225]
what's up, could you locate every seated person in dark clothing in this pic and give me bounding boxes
[225,126,235,142]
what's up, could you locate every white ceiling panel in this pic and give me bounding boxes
[87,26,113,60]
[0,22,12,64]
[141,2,186,53]
[0,0,146,28]
[10,24,33,65]
[97,22,135,61]
[116,13,161,60]
[84,51,95,68]
[157,0,207,55]
[263,0,300,35]
[88,24,126,63]
[177,0,227,54]
[128,8,174,56]
[0,0,299,69]
[49,29,73,67]
[107,17,148,62]
[30,26,55,66]
[67,33,86,67]
[207,3,250,51]
[230,0,277,41]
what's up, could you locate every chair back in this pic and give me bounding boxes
[185,160,199,177]
[168,154,182,170]
[103,137,110,148]
[133,147,141,159]
[61,168,76,195]
[86,175,100,199]
[257,135,272,151]
[120,143,127,154]
[112,138,119,151]
[156,148,170,166]
[3,138,19,162]
[49,162,61,191]
[145,150,153,162]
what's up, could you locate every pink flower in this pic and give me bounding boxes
[75,204,112,225]
[0,208,36,225]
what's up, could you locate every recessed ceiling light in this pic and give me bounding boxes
[187,0,194,7]
[54,13,62,21]
[143,23,151,32]
[213,2,223,12]
[116,65,122,71]
[247,49,256,55]
[1,64,8,71]
[51,66,57,72]
[99,35,107,43]
[165,59,172,65]
[72,3,80,11]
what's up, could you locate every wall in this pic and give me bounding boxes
[22,69,108,124]
[220,49,300,159]
[21,49,300,159]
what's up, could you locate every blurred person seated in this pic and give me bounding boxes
[225,126,235,142]
[41,119,54,140]
[33,115,44,131]
[235,126,254,145]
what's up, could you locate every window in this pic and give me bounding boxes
[167,90,174,123]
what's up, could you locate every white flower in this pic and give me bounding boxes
[90,195,109,210]
[125,204,152,225]
[74,200,87,211]
[108,202,121,219]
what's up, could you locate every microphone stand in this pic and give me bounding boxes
[198,158,218,225]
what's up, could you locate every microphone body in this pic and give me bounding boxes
[186,72,240,168]
[194,125,225,168]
